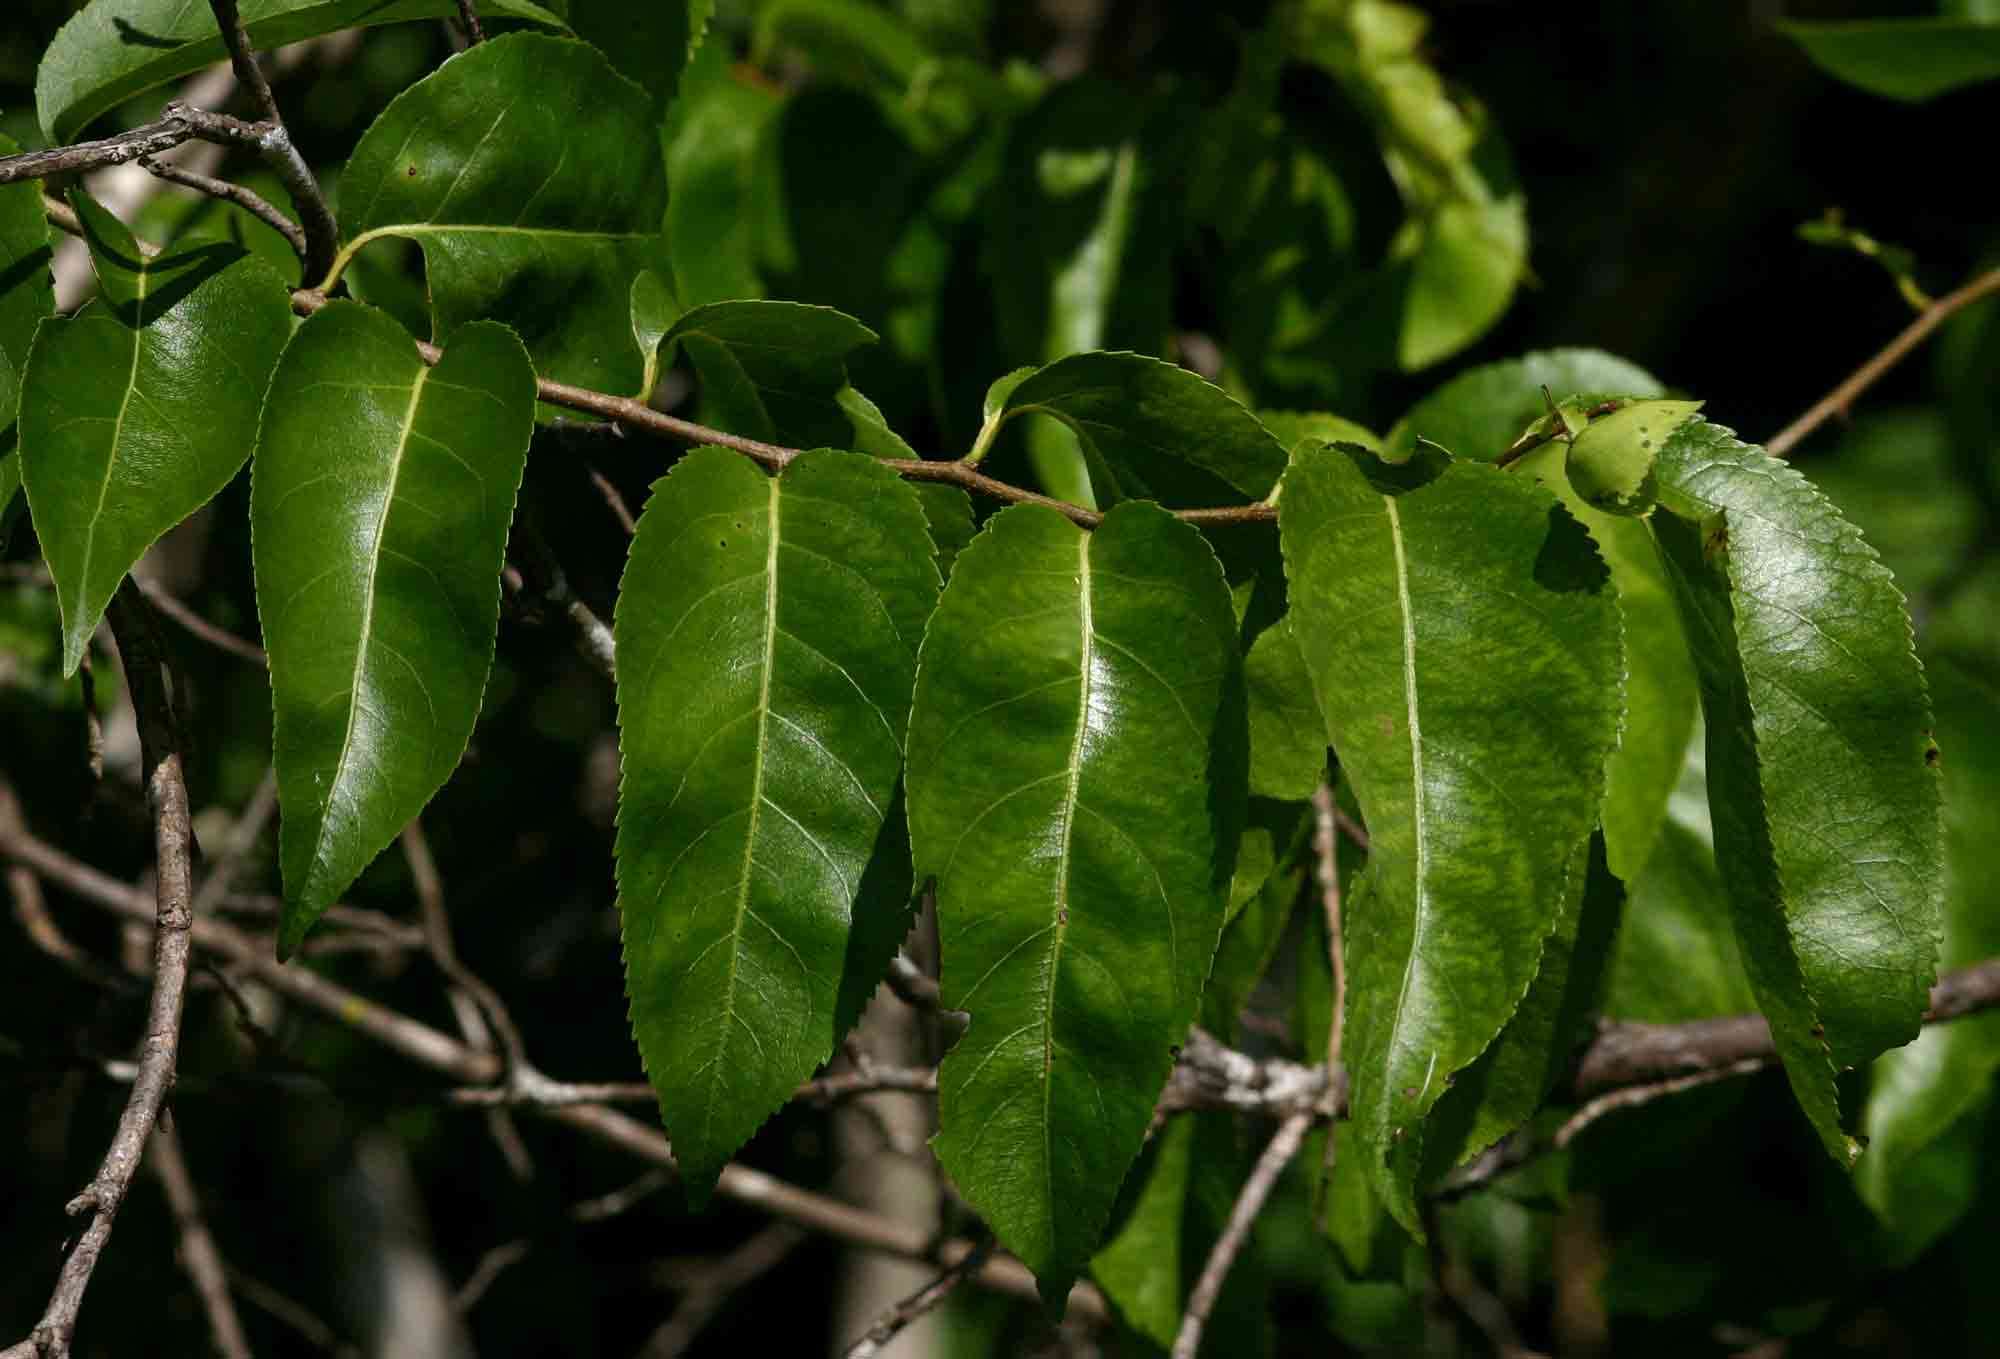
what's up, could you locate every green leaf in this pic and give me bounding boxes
[663,63,781,308]
[660,301,912,458]
[1423,834,1624,1177]
[1780,20,2000,102]
[1400,350,1694,879]
[615,447,939,1198]
[333,33,666,395]
[1278,441,1623,1231]
[1648,417,1943,1162]
[1393,196,1528,372]
[1603,727,1758,1024]
[1090,1115,1272,1354]
[1244,617,1327,801]
[1858,659,2000,1257]
[20,192,291,675]
[253,303,537,955]
[906,500,1245,1299]
[1257,411,1379,456]
[1564,399,1704,518]
[35,0,566,143]
[1202,801,1306,1039]
[563,0,714,107]
[629,270,679,403]
[912,482,976,582]
[0,132,53,531]
[974,351,1289,508]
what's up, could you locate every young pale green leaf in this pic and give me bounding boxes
[1603,728,1758,1024]
[1423,834,1624,1178]
[334,33,665,394]
[253,303,536,955]
[1278,442,1623,1231]
[1780,19,2000,102]
[562,0,714,106]
[1857,660,2000,1257]
[1244,617,1327,801]
[1400,350,1693,880]
[659,301,912,457]
[628,271,679,403]
[614,447,939,1199]
[1565,399,1703,517]
[976,351,1289,508]
[35,0,564,142]
[1649,417,1942,1162]
[20,193,290,675]
[906,500,1245,1300]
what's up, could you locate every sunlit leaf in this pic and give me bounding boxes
[253,302,537,954]
[616,447,940,1197]
[907,500,1245,1298]
[20,192,290,674]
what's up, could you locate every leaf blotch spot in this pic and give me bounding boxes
[406,164,418,177]
[1925,742,1941,768]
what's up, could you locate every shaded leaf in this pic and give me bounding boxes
[615,447,939,1197]
[1805,408,1982,598]
[1400,350,1693,879]
[1781,19,2000,102]
[1858,659,2000,1257]
[973,350,1289,509]
[334,33,665,394]
[563,0,713,107]
[629,270,679,403]
[1649,417,1942,1162]
[36,0,565,142]
[1257,410,1378,455]
[661,300,913,458]
[253,302,537,954]
[0,132,52,437]
[1278,441,1622,1230]
[1244,616,1327,801]
[912,482,976,582]
[662,49,780,308]
[1204,799,1309,1038]
[906,500,1245,1298]
[20,192,290,674]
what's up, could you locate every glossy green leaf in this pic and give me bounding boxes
[1278,441,1623,1230]
[662,62,780,308]
[615,447,939,1198]
[1603,727,1758,1024]
[1423,834,1623,1177]
[253,303,537,955]
[1090,1115,1271,1355]
[1244,617,1327,801]
[973,351,1289,508]
[20,193,290,675]
[659,301,912,458]
[333,33,665,394]
[35,0,565,142]
[1649,417,1943,1162]
[1400,350,1694,879]
[563,0,713,106]
[1858,659,2000,1257]
[1780,20,2000,102]
[906,500,1244,1298]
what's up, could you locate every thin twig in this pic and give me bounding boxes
[4,583,198,1359]
[1170,1111,1312,1359]
[149,1123,254,1359]
[1767,263,2000,457]
[198,0,339,280]
[192,769,277,916]
[224,1266,357,1357]
[640,1224,808,1359]
[138,156,306,259]
[841,1233,995,1359]
[453,0,487,44]
[588,467,638,535]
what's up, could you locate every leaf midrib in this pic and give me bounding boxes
[1384,495,1434,1097]
[307,362,432,888]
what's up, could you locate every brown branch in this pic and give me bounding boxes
[0,117,199,184]
[4,583,198,1359]
[841,1234,995,1359]
[1170,1111,1312,1359]
[149,1123,254,1359]
[1767,263,2000,458]
[138,156,305,259]
[453,0,486,44]
[196,0,339,281]
[587,466,638,535]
